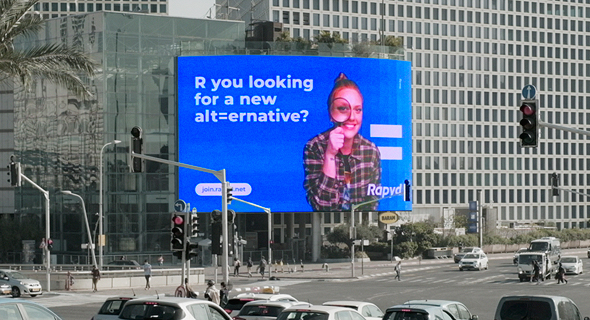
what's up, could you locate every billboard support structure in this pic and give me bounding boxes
[130,152,231,285]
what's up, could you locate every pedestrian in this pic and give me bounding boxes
[91,265,100,292]
[300,259,304,272]
[204,280,221,305]
[158,255,164,266]
[220,282,229,307]
[258,256,267,279]
[234,258,241,276]
[394,261,402,281]
[556,263,568,284]
[184,278,198,299]
[143,259,152,290]
[247,257,253,277]
[531,260,540,284]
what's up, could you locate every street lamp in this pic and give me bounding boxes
[99,140,121,269]
[62,191,98,267]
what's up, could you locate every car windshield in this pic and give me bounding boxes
[277,311,329,320]
[120,303,182,320]
[383,311,429,320]
[560,257,577,263]
[529,242,549,251]
[99,299,132,315]
[6,272,26,279]
[239,305,285,317]
[226,299,255,311]
[461,248,475,253]
[518,255,543,264]
[499,301,552,320]
[463,254,480,259]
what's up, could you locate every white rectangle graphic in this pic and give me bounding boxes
[378,147,403,160]
[370,124,403,138]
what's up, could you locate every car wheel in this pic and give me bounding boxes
[459,267,463,271]
[519,277,524,282]
[30,294,38,297]
[12,286,20,298]
[485,263,489,270]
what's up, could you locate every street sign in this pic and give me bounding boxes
[379,212,399,224]
[174,199,186,213]
[522,84,537,100]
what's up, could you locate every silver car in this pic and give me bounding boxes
[235,300,311,320]
[119,297,231,320]
[91,296,141,320]
[322,301,384,320]
[0,270,42,298]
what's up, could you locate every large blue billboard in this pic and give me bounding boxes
[177,55,411,213]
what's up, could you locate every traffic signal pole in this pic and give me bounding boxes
[130,152,231,284]
[18,173,51,292]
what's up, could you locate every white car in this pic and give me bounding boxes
[0,270,42,298]
[458,253,489,271]
[91,296,144,320]
[235,300,311,320]
[225,293,299,317]
[454,247,483,263]
[119,297,231,320]
[322,301,383,320]
[560,256,583,275]
[277,305,367,320]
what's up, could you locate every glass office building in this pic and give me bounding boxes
[33,0,170,20]
[224,0,590,230]
[4,12,244,263]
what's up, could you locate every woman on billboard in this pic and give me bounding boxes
[303,73,381,212]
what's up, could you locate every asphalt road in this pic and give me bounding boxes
[15,249,590,320]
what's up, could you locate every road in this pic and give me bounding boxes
[12,249,590,320]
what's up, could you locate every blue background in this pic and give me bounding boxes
[177,55,412,212]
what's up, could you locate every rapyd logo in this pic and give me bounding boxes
[367,184,404,197]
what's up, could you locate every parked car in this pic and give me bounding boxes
[0,270,42,298]
[277,305,367,320]
[383,300,478,320]
[0,284,12,296]
[0,299,63,320]
[513,248,528,264]
[119,296,231,320]
[106,260,141,269]
[91,296,143,320]
[322,301,384,320]
[234,300,311,320]
[225,293,298,317]
[459,253,489,271]
[559,256,584,275]
[453,247,483,263]
[495,295,587,320]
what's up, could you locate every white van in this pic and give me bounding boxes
[495,295,588,320]
[529,237,561,263]
[517,252,553,282]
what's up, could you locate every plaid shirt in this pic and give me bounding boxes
[303,129,381,212]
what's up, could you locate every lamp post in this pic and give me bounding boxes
[99,140,121,269]
[62,191,98,267]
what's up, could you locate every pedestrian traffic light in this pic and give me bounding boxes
[226,182,233,204]
[211,210,222,255]
[519,100,539,147]
[551,173,559,197]
[130,126,143,172]
[170,213,186,251]
[190,213,200,237]
[186,240,199,259]
[7,158,21,187]
[47,239,53,251]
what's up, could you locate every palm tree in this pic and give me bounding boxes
[0,0,98,97]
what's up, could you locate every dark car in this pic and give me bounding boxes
[91,296,141,320]
[106,260,141,269]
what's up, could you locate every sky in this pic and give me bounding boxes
[169,0,216,19]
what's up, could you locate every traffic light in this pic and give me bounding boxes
[519,100,539,147]
[47,239,53,251]
[211,210,222,255]
[7,158,21,187]
[226,182,233,204]
[186,240,199,259]
[170,213,186,251]
[190,213,200,237]
[551,173,559,197]
[130,126,143,172]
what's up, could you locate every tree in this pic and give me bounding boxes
[0,0,98,97]
[314,30,348,48]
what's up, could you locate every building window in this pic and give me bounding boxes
[333,0,339,11]
[114,4,121,11]
[283,11,290,24]
[294,0,300,8]
[333,16,339,27]
[323,0,329,10]
[361,1,367,14]
[69,3,75,11]
[283,0,290,7]
[273,10,280,22]
[304,0,310,8]
[303,12,310,25]
[293,12,300,24]
[313,0,320,10]
[60,3,67,11]
[323,14,330,27]
[313,13,320,26]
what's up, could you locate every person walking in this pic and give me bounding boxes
[531,260,540,284]
[158,255,164,266]
[204,280,221,305]
[394,261,402,281]
[247,257,253,277]
[556,263,568,284]
[220,282,229,307]
[143,260,152,290]
[258,256,267,279]
[234,258,241,276]
[91,265,100,292]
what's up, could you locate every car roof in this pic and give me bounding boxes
[124,297,219,307]
[0,299,63,318]
[235,293,297,301]
[386,300,467,309]
[323,301,374,308]
[498,295,574,303]
[283,305,360,314]
[243,300,309,308]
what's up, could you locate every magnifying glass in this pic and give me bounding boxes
[329,97,352,124]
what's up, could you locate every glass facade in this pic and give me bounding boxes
[7,12,244,263]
